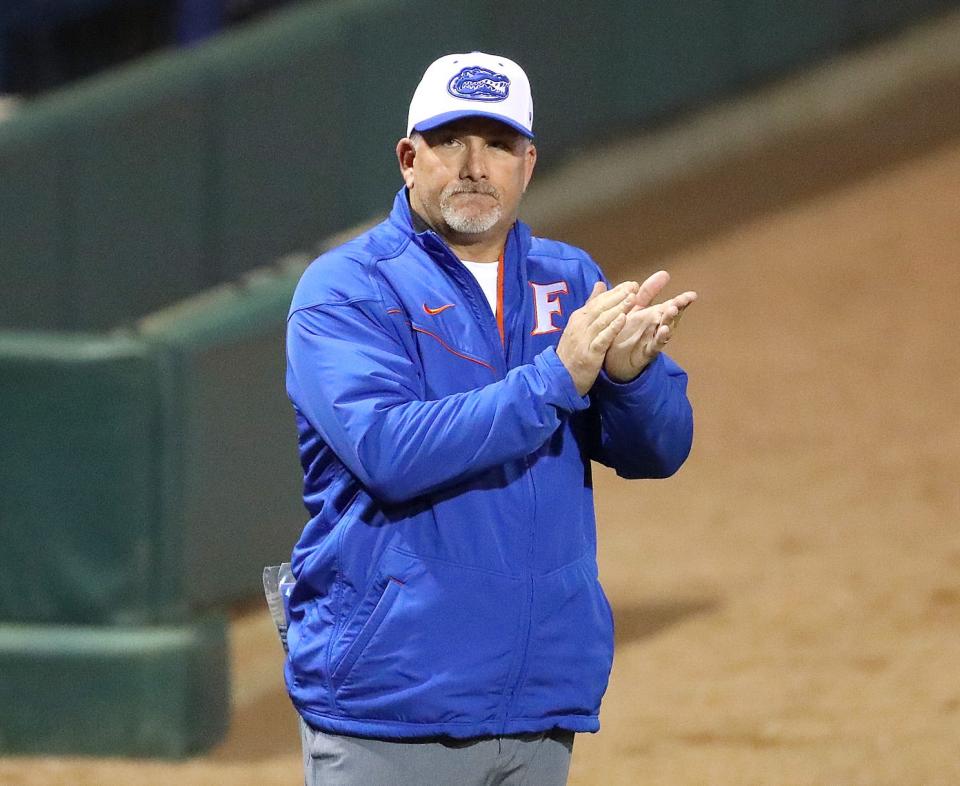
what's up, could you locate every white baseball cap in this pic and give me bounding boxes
[407,52,534,139]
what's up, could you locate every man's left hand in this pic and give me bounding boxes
[603,270,697,383]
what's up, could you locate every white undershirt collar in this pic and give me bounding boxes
[460,260,498,315]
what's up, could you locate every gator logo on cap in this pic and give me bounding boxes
[447,66,510,102]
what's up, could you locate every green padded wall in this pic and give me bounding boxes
[0,277,312,625]
[0,618,228,757]
[609,0,738,125]
[846,0,956,37]
[0,75,209,332]
[0,121,70,330]
[137,260,311,606]
[733,0,845,79]
[0,333,179,625]
[0,331,230,756]
[65,76,210,331]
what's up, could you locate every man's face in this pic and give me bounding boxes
[397,116,537,244]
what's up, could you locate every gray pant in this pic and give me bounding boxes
[300,719,574,786]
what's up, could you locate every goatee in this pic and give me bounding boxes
[440,182,502,234]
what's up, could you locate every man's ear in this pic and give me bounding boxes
[522,143,537,193]
[396,138,417,189]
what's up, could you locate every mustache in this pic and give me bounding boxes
[441,182,501,201]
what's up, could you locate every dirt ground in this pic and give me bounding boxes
[3,73,959,786]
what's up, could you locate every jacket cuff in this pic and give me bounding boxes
[535,346,591,413]
[593,353,667,406]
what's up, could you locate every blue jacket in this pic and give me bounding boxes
[284,188,693,739]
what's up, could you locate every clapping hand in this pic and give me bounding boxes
[603,270,697,383]
[556,281,640,396]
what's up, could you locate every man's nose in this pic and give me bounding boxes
[460,141,487,181]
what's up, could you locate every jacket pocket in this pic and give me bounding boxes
[331,546,523,724]
[286,599,318,665]
[330,576,402,688]
[515,555,615,720]
[286,595,340,714]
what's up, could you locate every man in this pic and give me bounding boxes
[284,51,696,785]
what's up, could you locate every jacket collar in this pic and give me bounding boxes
[388,187,533,366]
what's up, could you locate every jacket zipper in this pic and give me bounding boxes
[425,229,534,728]
[501,453,538,729]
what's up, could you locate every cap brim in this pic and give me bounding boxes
[412,110,534,139]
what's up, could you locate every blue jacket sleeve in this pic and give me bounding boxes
[586,353,694,479]
[286,299,589,504]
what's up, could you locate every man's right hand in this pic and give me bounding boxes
[556,281,639,396]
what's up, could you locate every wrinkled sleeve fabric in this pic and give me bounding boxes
[586,353,694,479]
[286,299,589,505]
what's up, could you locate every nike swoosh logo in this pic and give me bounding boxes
[423,303,455,316]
